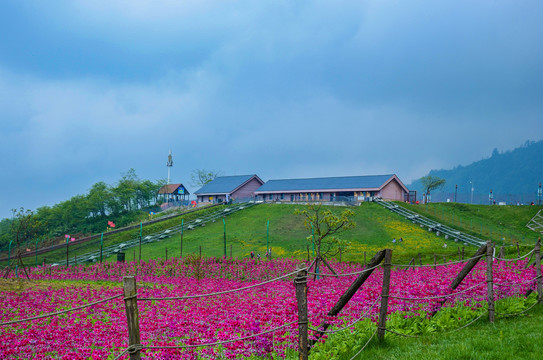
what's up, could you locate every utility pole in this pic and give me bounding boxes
[454,184,458,203]
[470,181,474,204]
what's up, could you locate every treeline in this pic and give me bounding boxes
[0,169,165,250]
[409,139,543,197]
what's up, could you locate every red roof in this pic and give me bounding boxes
[157,184,189,195]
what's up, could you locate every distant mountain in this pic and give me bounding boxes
[409,140,543,204]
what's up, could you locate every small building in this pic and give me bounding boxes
[254,174,409,202]
[157,183,190,203]
[195,175,264,204]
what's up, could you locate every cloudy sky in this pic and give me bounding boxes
[1,1,542,219]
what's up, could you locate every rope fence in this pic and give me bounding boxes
[0,293,122,327]
[392,254,485,268]
[307,262,382,278]
[2,239,542,360]
[389,281,486,301]
[137,269,301,301]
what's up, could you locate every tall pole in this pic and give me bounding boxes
[180,219,184,258]
[489,189,493,205]
[100,233,104,263]
[35,238,38,267]
[266,220,269,255]
[166,149,173,185]
[223,218,227,258]
[455,184,457,203]
[8,239,13,265]
[538,182,542,206]
[139,222,143,262]
[470,181,474,204]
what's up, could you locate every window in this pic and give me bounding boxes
[280,193,284,200]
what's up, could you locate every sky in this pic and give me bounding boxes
[1,0,542,219]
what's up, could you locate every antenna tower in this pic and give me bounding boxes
[166,149,173,184]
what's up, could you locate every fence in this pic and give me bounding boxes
[0,202,254,267]
[1,240,542,359]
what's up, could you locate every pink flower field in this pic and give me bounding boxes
[0,256,540,359]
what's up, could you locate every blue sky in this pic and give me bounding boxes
[1,1,542,219]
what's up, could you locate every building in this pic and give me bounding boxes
[195,175,264,204]
[254,174,409,202]
[157,183,190,203]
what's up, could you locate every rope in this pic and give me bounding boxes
[113,321,298,358]
[495,275,542,288]
[495,301,539,317]
[389,281,486,301]
[493,248,535,262]
[384,327,419,338]
[392,254,485,268]
[308,297,381,334]
[138,270,300,301]
[0,293,122,326]
[348,328,377,360]
[113,344,144,360]
[307,263,382,278]
[442,311,487,333]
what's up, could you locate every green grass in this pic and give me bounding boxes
[403,203,542,248]
[10,202,542,267]
[107,203,473,264]
[331,304,543,360]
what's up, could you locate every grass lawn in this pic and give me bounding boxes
[403,203,542,249]
[107,203,474,264]
[357,303,543,360]
[11,202,542,267]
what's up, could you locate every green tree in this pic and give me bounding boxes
[190,169,220,188]
[421,175,446,203]
[87,181,112,217]
[295,204,356,276]
[5,208,43,279]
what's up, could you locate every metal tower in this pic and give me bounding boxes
[166,149,173,184]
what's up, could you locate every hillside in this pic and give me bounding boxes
[409,140,543,204]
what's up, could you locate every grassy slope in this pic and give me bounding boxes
[112,203,479,264]
[403,203,542,247]
[12,202,542,266]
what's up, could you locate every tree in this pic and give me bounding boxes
[295,204,356,278]
[190,169,220,188]
[421,175,446,203]
[3,208,43,279]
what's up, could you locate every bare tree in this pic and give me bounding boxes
[295,204,356,278]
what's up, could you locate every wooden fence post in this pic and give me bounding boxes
[307,245,310,262]
[462,247,465,260]
[431,243,487,316]
[433,254,437,269]
[310,249,386,346]
[123,276,141,360]
[535,239,542,303]
[295,264,308,360]
[378,249,392,341]
[486,241,495,323]
[165,248,168,262]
